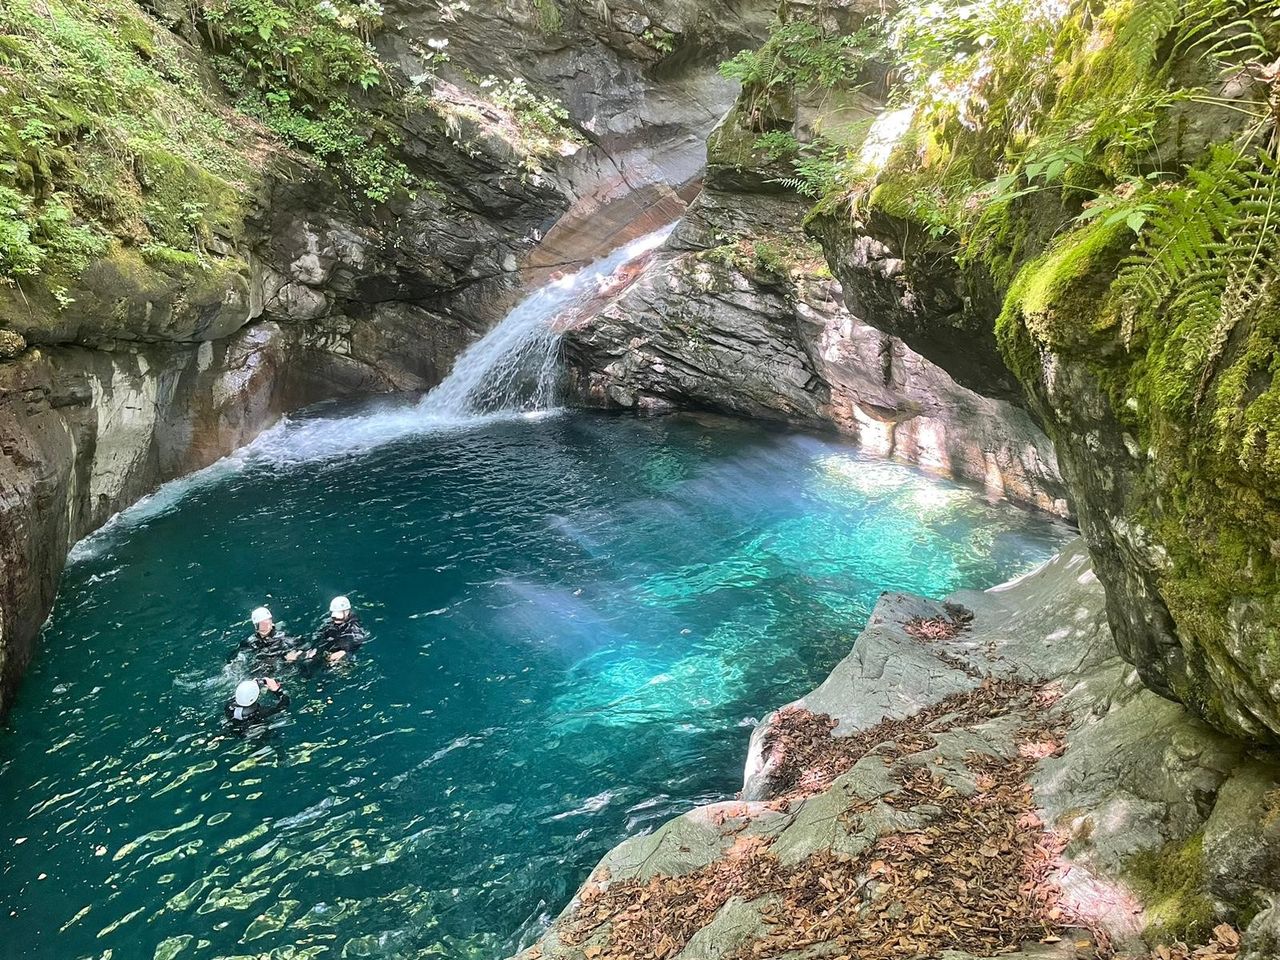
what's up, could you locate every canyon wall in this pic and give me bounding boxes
[563,108,1068,515]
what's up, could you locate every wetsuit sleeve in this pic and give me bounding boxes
[334,622,366,653]
[227,637,251,663]
[312,624,335,655]
[261,691,290,718]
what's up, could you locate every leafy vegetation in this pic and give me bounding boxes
[719,18,878,127]
[700,232,830,284]
[0,0,261,297]
[198,0,411,202]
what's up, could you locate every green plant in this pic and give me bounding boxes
[642,27,677,56]
[720,18,877,125]
[0,0,258,288]
[197,0,384,99]
[1117,144,1280,409]
[473,75,580,174]
[533,0,562,33]
[240,90,410,201]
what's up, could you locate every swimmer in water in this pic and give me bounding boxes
[286,595,367,666]
[224,677,290,727]
[229,606,293,666]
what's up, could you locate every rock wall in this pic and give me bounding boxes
[518,541,1280,960]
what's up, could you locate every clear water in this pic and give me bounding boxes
[0,409,1070,960]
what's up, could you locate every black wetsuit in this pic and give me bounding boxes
[316,615,366,657]
[224,688,290,727]
[229,626,294,667]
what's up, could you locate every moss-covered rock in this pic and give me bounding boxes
[811,0,1280,742]
[1126,832,1217,944]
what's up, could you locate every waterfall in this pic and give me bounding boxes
[215,222,676,467]
[419,223,675,419]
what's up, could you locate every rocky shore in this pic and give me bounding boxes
[518,541,1280,960]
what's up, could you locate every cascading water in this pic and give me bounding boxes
[213,223,674,467]
[419,223,675,419]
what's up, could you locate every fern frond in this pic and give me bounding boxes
[1118,144,1280,411]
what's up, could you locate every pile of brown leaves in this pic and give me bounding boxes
[1145,924,1241,960]
[904,603,974,643]
[563,678,1086,960]
[904,615,963,642]
[761,678,1032,801]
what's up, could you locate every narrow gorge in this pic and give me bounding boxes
[1,1,1278,958]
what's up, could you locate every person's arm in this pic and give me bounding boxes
[259,679,289,718]
[336,622,367,652]
[286,630,322,662]
[227,637,250,664]
[326,622,365,662]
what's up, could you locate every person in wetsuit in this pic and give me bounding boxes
[285,595,367,666]
[224,677,290,727]
[229,606,293,666]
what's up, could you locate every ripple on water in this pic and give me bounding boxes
[0,411,1071,960]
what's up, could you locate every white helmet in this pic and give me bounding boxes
[234,679,261,707]
[250,606,272,626]
[329,596,352,615]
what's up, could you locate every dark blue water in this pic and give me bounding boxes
[0,409,1069,960]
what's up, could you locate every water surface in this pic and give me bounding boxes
[0,410,1069,959]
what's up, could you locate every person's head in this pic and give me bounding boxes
[250,606,274,635]
[329,596,352,621]
[234,679,261,708]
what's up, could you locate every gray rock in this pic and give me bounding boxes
[1241,901,1280,960]
[565,185,1068,515]
[1203,760,1280,909]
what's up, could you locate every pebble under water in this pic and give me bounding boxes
[0,408,1071,960]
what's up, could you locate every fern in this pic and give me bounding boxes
[1117,145,1280,410]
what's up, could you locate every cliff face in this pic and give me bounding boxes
[792,0,1280,744]
[0,0,770,713]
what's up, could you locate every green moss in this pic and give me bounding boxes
[997,218,1129,355]
[0,0,261,296]
[140,243,203,270]
[133,145,245,250]
[533,0,562,32]
[1126,832,1216,945]
[699,231,829,286]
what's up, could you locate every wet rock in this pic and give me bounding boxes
[565,186,1068,515]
